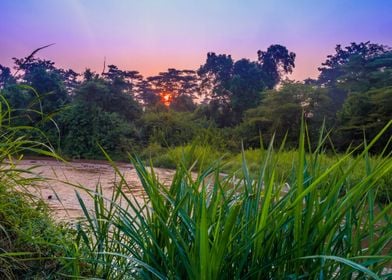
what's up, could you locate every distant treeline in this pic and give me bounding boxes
[0,41,391,158]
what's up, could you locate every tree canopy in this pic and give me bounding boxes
[0,41,390,157]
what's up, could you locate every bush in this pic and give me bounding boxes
[139,110,213,147]
[0,187,72,279]
[149,144,227,170]
[60,103,138,159]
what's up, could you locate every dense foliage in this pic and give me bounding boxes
[0,41,391,158]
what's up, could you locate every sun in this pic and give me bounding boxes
[160,92,173,106]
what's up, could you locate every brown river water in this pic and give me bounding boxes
[15,158,176,222]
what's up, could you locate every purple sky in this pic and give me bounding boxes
[1,0,391,80]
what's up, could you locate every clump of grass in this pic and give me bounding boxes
[0,93,73,279]
[0,187,73,279]
[147,144,227,170]
[224,148,391,203]
[73,120,392,279]
[149,142,391,203]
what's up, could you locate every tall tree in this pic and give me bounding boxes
[76,69,141,122]
[138,80,161,107]
[198,53,265,126]
[198,46,295,126]
[198,52,234,103]
[0,65,16,89]
[229,59,265,119]
[257,44,296,89]
[63,69,80,95]
[146,68,199,111]
[315,42,392,120]
[11,57,70,114]
[336,86,392,151]
[103,64,142,95]
[60,68,142,158]
[238,81,333,148]
[318,42,390,88]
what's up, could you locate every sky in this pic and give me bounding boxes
[1,0,391,80]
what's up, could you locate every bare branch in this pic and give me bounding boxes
[14,43,55,76]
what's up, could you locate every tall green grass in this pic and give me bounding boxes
[146,143,391,203]
[0,93,71,279]
[72,120,392,279]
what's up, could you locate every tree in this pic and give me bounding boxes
[59,68,143,158]
[146,68,199,111]
[198,53,266,126]
[315,42,392,121]
[170,94,196,112]
[318,42,389,88]
[0,57,74,148]
[0,65,16,89]
[198,46,295,126]
[75,72,141,122]
[63,69,80,94]
[198,52,234,102]
[103,64,142,95]
[257,44,296,89]
[229,59,265,118]
[336,86,392,151]
[238,81,332,148]
[138,80,161,107]
[11,57,70,114]
[83,68,99,81]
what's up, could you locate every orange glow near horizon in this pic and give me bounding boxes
[2,1,392,84]
[160,92,173,106]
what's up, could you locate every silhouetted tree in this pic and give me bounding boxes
[83,68,99,81]
[0,65,16,89]
[11,57,70,114]
[146,68,199,111]
[75,76,141,122]
[198,52,234,104]
[198,52,270,126]
[103,64,143,95]
[318,42,389,88]
[63,69,80,94]
[230,59,265,118]
[257,44,296,89]
[138,80,161,107]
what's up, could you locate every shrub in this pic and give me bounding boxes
[139,110,213,147]
[60,103,138,159]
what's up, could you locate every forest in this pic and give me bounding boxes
[1,41,391,160]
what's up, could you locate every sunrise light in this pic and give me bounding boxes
[160,92,173,106]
